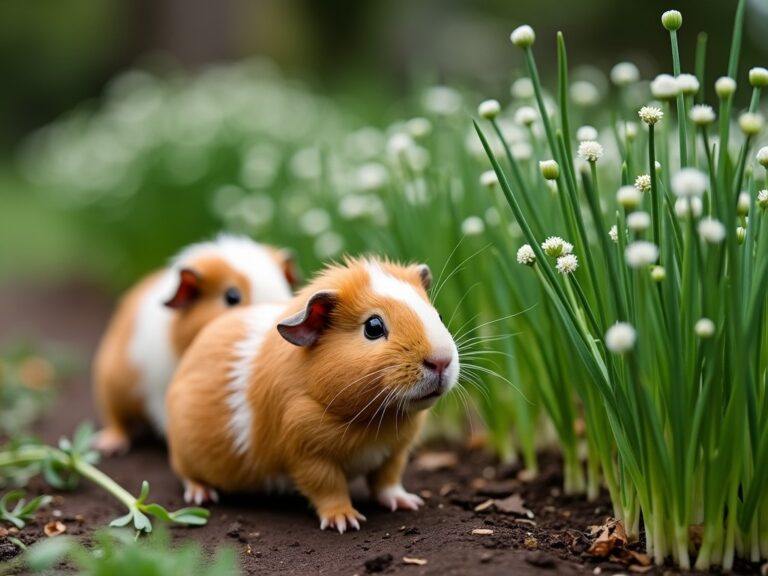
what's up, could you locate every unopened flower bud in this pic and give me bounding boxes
[539,160,560,180]
[510,25,535,49]
[661,10,682,31]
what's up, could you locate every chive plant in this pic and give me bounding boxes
[477,2,768,569]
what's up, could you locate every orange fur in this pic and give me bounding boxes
[166,258,452,530]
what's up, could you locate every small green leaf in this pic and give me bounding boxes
[169,507,210,526]
[72,422,95,454]
[137,480,150,504]
[19,495,53,518]
[132,509,153,533]
[141,503,172,522]
[109,511,134,528]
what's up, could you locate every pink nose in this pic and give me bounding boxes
[423,356,452,376]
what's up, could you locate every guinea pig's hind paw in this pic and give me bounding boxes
[319,507,366,534]
[376,485,424,512]
[182,479,219,505]
[93,428,130,457]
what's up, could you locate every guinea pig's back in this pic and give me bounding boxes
[166,303,287,491]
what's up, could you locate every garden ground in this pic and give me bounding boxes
[0,282,749,575]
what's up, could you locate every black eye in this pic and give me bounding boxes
[224,287,242,306]
[364,315,387,340]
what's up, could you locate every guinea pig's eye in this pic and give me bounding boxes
[224,287,242,306]
[363,315,387,340]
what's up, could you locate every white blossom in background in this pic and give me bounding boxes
[517,244,536,265]
[651,266,666,282]
[674,197,703,219]
[576,125,599,141]
[422,86,463,116]
[738,112,764,136]
[671,168,707,197]
[639,106,664,125]
[758,146,768,167]
[478,99,501,119]
[610,62,640,86]
[480,170,498,188]
[635,174,651,192]
[690,104,716,126]
[609,225,619,243]
[512,142,533,161]
[542,236,574,257]
[485,207,501,226]
[617,185,642,209]
[514,106,538,126]
[511,78,535,99]
[299,207,331,236]
[578,140,603,162]
[758,189,768,209]
[510,25,536,48]
[750,67,768,87]
[289,147,322,180]
[461,216,486,236]
[406,117,432,138]
[715,77,737,98]
[344,127,385,160]
[627,211,651,232]
[386,132,415,158]
[625,241,659,267]
[650,74,680,100]
[570,81,601,106]
[694,318,716,338]
[605,322,637,354]
[314,231,343,259]
[737,192,751,216]
[556,254,579,275]
[677,74,700,96]
[698,217,727,243]
[356,162,389,191]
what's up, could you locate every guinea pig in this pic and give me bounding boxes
[93,234,299,456]
[166,257,459,533]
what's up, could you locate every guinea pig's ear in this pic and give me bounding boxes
[164,268,201,309]
[279,249,302,289]
[277,290,338,347]
[416,264,432,291]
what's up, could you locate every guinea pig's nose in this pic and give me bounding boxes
[423,356,452,376]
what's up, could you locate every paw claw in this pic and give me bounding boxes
[183,480,218,506]
[318,506,366,533]
[376,485,424,512]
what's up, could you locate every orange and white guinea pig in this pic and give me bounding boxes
[93,234,298,455]
[166,257,459,532]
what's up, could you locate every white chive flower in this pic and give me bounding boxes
[698,217,726,243]
[406,117,432,138]
[462,216,486,236]
[715,77,737,98]
[609,225,619,243]
[677,74,700,95]
[422,86,463,116]
[671,168,707,197]
[510,25,536,48]
[514,106,538,126]
[690,104,716,126]
[539,160,560,180]
[512,142,532,161]
[617,185,642,209]
[739,112,764,136]
[542,236,574,257]
[674,197,703,219]
[758,189,768,209]
[610,62,640,86]
[651,74,680,100]
[517,244,536,265]
[478,99,501,119]
[749,67,768,88]
[314,231,343,258]
[635,174,652,193]
[577,125,599,141]
[485,207,501,226]
[387,132,415,157]
[661,10,683,31]
[737,226,747,244]
[300,208,331,236]
[625,241,659,267]
[578,140,604,162]
[556,254,579,275]
[623,121,638,140]
[480,170,498,188]
[651,266,666,282]
[737,192,751,216]
[694,318,716,338]
[511,78,534,99]
[571,81,601,106]
[605,322,637,354]
[758,147,768,168]
[627,211,651,232]
[639,106,664,125]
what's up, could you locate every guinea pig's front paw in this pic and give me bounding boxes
[318,504,366,534]
[182,479,219,505]
[374,484,425,512]
[92,428,130,457]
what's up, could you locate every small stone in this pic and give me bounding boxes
[525,551,556,569]
[472,528,494,535]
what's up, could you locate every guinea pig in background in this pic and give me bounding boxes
[93,234,299,456]
[166,257,459,533]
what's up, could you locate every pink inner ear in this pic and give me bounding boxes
[164,270,200,309]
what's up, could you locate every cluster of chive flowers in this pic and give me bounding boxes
[517,236,578,275]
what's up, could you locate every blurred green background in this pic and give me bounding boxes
[1,0,767,289]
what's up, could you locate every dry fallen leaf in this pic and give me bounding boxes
[0,527,8,538]
[474,499,495,512]
[517,468,537,483]
[438,483,455,497]
[471,528,494,535]
[494,494,534,518]
[414,451,458,472]
[587,518,628,558]
[44,521,66,537]
[524,536,539,550]
[402,557,428,566]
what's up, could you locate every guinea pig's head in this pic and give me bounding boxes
[277,257,459,420]
[165,235,298,351]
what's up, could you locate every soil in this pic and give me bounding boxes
[0,283,761,575]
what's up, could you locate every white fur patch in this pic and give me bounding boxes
[365,262,459,383]
[129,271,179,434]
[345,445,391,477]
[173,234,292,304]
[226,304,286,455]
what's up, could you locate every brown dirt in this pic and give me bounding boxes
[0,283,761,575]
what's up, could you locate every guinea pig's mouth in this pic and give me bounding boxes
[408,377,449,404]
